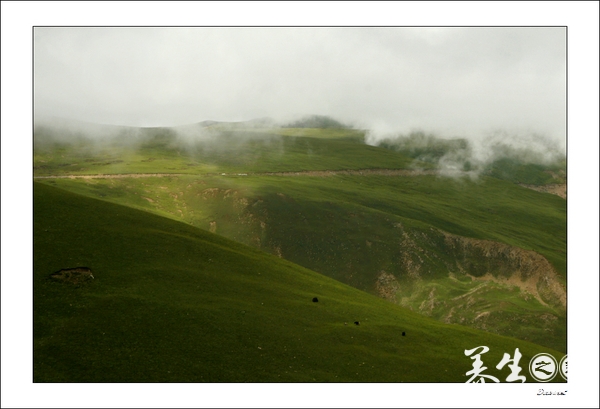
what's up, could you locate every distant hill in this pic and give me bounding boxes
[195,117,277,128]
[284,115,350,129]
[197,120,221,127]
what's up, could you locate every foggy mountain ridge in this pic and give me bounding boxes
[34,114,566,185]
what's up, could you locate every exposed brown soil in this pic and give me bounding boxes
[34,173,186,179]
[375,271,400,302]
[258,169,438,177]
[520,183,566,199]
[440,231,566,310]
[273,246,283,258]
[419,287,438,314]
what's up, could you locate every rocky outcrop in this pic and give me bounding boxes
[440,231,566,310]
[50,267,94,285]
[375,271,400,302]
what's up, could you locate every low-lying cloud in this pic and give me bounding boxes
[370,128,565,180]
[34,27,566,147]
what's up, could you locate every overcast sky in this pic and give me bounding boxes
[34,26,565,143]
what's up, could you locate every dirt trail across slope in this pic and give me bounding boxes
[34,170,566,199]
[33,168,439,179]
[519,183,567,199]
[34,173,188,180]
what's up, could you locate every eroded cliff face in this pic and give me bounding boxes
[381,227,566,350]
[439,231,566,310]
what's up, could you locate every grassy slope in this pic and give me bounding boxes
[33,127,423,176]
[34,124,567,352]
[42,173,566,278]
[34,129,565,278]
[34,182,565,382]
[45,171,566,352]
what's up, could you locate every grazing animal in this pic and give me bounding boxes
[402,331,406,336]
[312,297,318,302]
[354,321,360,326]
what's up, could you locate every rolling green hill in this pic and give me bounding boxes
[33,124,420,176]
[33,120,567,356]
[34,182,565,382]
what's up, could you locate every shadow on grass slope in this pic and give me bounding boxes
[34,182,565,383]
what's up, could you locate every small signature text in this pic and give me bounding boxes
[537,389,567,396]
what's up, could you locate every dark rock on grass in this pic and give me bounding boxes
[50,267,94,285]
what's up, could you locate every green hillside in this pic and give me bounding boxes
[33,120,567,355]
[34,182,565,382]
[33,125,420,176]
